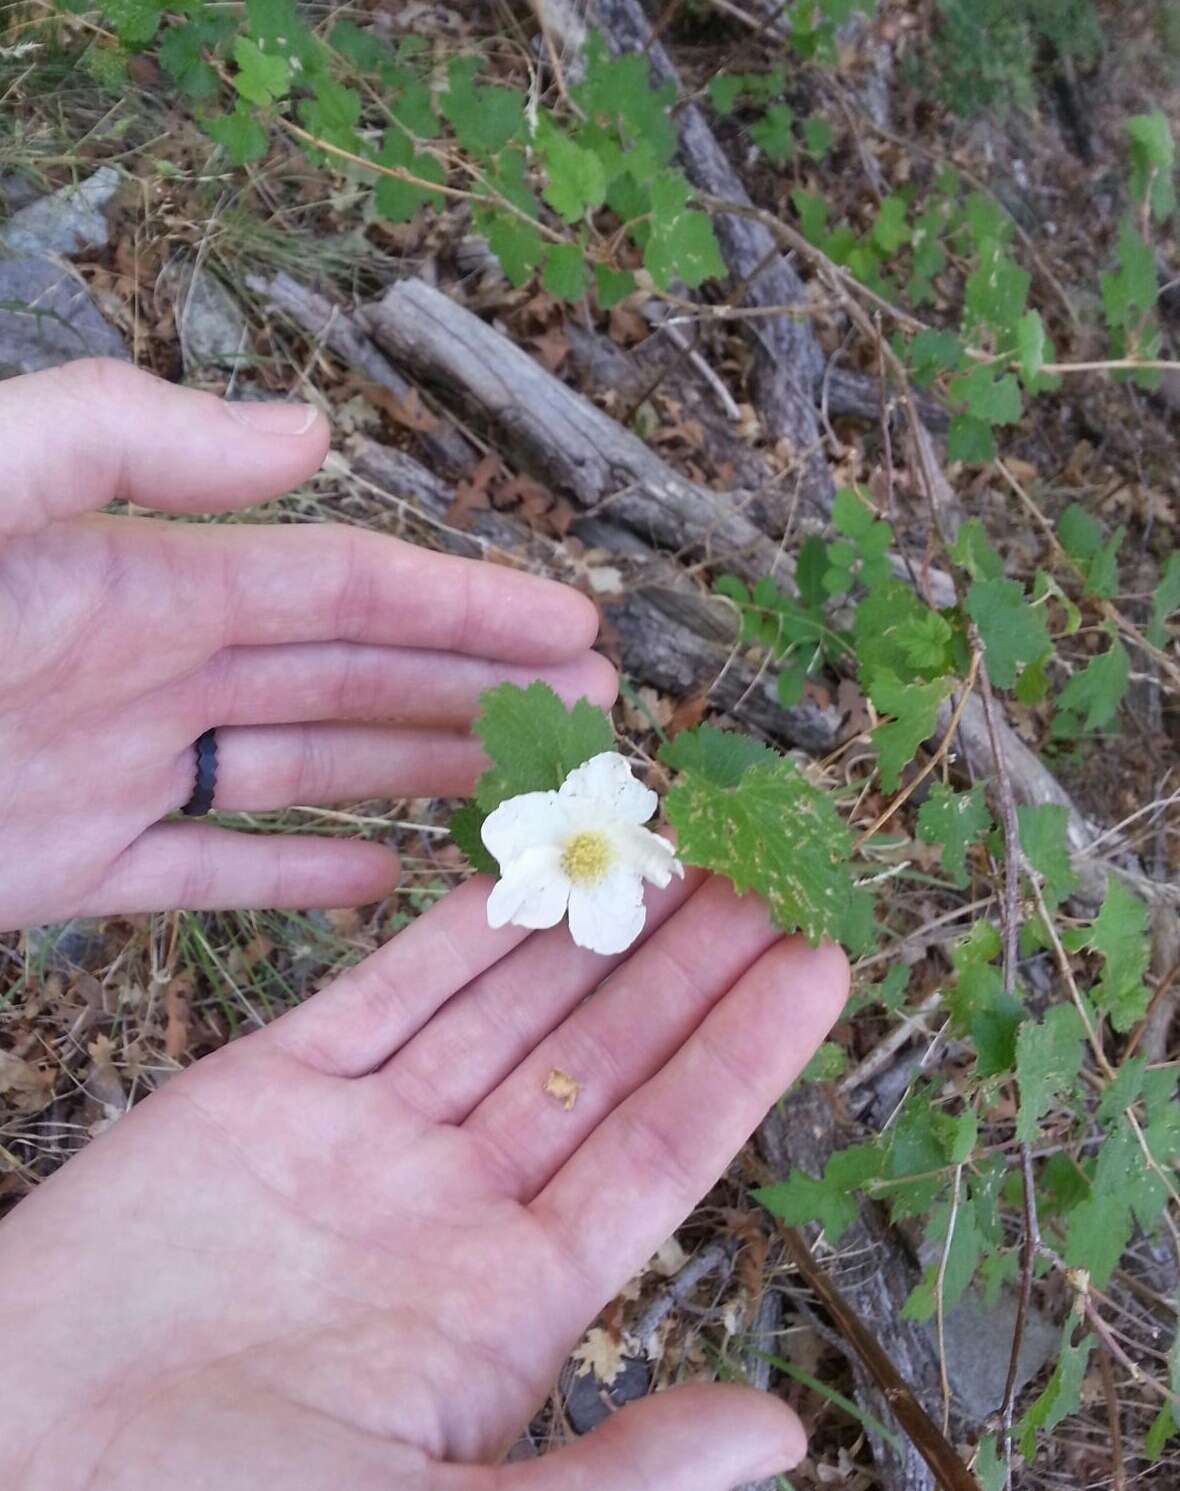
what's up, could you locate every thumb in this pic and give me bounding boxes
[0,357,330,538]
[498,1384,806,1491]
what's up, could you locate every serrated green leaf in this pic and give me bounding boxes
[902,1196,981,1321]
[159,21,222,98]
[1127,111,1176,222]
[880,1092,954,1219]
[298,76,362,152]
[99,0,163,46]
[1017,803,1078,908]
[909,327,963,386]
[472,682,614,812]
[949,363,1023,426]
[867,670,956,791]
[1086,877,1150,1032]
[441,56,522,157]
[660,726,777,786]
[707,73,745,114]
[374,130,445,223]
[537,119,608,223]
[803,114,834,156]
[1017,1322,1094,1460]
[975,1433,1005,1491]
[947,413,995,464]
[1102,216,1157,332]
[750,102,795,164]
[949,517,1004,582]
[232,36,290,106]
[872,193,910,254]
[662,750,853,945]
[593,262,636,309]
[482,210,544,287]
[645,172,726,290]
[449,802,497,875]
[756,1142,882,1244]
[541,242,589,302]
[1057,637,1129,732]
[964,237,1029,343]
[966,577,1051,689]
[917,781,992,887]
[205,104,269,165]
[1015,1004,1085,1144]
[800,1040,848,1082]
[1147,552,1180,648]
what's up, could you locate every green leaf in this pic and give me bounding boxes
[1087,877,1151,1032]
[1056,637,1129,732]
[483,212,545,288]
[205,104,269,165]
[232,36,290,106]
[966,577,1051,689]
[159,20,223,99]
[974,1433,1005,1491]
[593,263,636,309]
[707,74,745,114]
[750,103,795,165]
[949,517,1004,582]
[1017,1321,1095,1460]
[1127,111,1176,222]
[245,0,316,70]
[1147,552,1180,648]
[541,242,589,302]
[1058,504,1124,598]
[537,119,608,223]
[660,725,777,786]
[947,414,995,464]
[1102,217,1158,344]
[802,114,834,157]
[867,670,956,792]
[662,746,854,946]
[902,1197,981,1321]
[644,173,726,290]
[1015,1004,1085,1144]
[1017,803,1078,908]
[908,328,963,386]
[872,194,910,254]
[440,56,522,157]
[299,77,362,152]
[964,238,1029,343]
[449,803,497,876]
[1063,1188,1134,1288]
[472,682,614,813]
[800,1041,848,1082]
[99,0,163,46]
[948,363,1023,426]
[755,1142,882,1244]
[374,130,445,223]
[1015,308,1059,391]
[917,781,992,887]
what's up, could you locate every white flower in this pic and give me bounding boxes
[481,752,684,956]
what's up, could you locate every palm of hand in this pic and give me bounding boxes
[1,878,847,1491]
[0,361,610,931]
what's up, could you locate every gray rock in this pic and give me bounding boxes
[0,172,43,212]
[0,165,120,256]
[0,255,127,377]
[929,1287,1060,1423]
[164,261,249,372]
[24,918,107,972]
[562,1356,650,1434]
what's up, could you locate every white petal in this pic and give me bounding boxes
[567,868,647,955]
[481,790,567,867]
[612,824,684,888]
[560,751,656,825]
[486,847,570,931]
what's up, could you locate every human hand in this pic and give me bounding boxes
[0,359,613,932]
[0,869,848,1491]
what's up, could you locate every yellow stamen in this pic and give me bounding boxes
[560,830,613,885]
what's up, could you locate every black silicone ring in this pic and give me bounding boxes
[182,729,219,817]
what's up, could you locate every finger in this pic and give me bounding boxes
[532,936,848,1295]
[178,521,601,662]
[193,644,618,728]
[75,823,398,916]
[268,877,535,1076]
[178,724,488,811]
[382,868,705,1124]
[446,878,777,1171]
[1,358,329,538]
[496,1384,805,1491]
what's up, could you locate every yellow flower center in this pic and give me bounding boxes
[560,830,613,885]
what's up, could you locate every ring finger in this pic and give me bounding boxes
[170,723,488,812]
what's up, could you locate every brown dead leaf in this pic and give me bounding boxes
[543,1068,579,1110]
[363,381,440,434]
[667,689,710,737]
[0,1050,55,1115]
[86,1034,126,1110]
[446,452,500,527]
[529,325,569,373]
[572,1326,629,1385]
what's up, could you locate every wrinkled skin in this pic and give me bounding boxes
[0,359,614,931]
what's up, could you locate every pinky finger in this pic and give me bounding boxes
[77,823,398,916]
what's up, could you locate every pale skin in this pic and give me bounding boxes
[0,361,850,1491]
